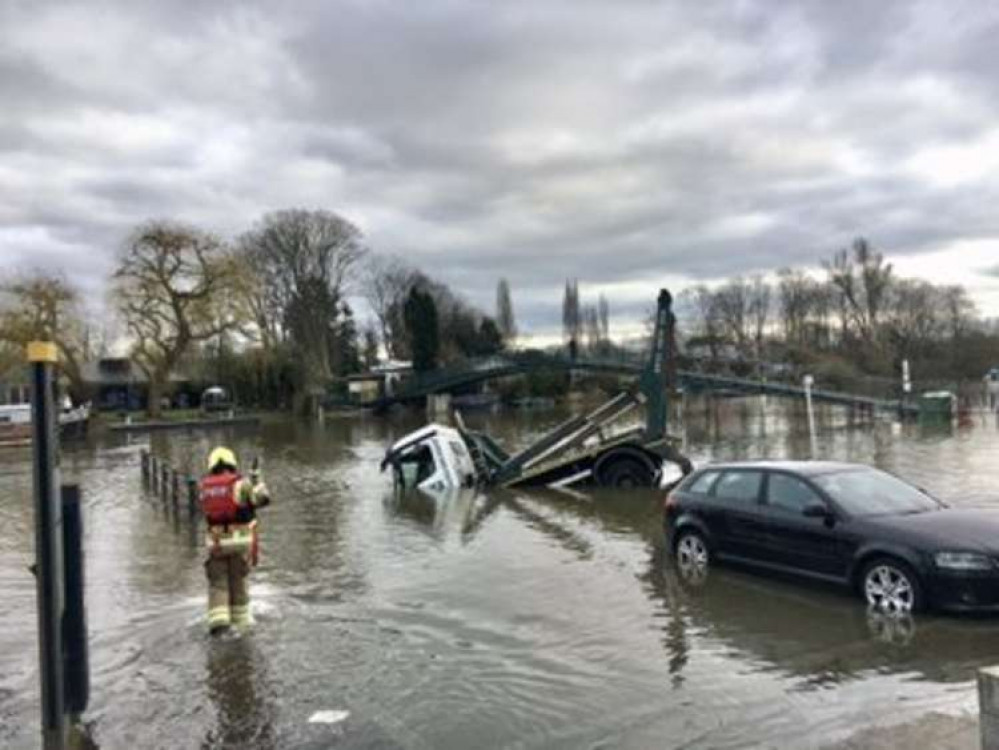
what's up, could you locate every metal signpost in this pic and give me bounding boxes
[29,341,66,750]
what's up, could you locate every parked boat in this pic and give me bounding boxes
[0,403,91,447]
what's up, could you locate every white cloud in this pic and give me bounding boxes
[907,129,999,187]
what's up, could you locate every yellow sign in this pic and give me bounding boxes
[26,341,58,363]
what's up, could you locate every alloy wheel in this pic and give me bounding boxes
[676,533,709,585]
[864,563,916,615]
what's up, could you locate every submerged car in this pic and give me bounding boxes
[664,461,999,614]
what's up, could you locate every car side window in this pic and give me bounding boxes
[713,471,762,504]
[767,473,821,514]
[687,471,720,495]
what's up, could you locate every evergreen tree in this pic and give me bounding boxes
[334,302,361,376]
[562,278,580,344]
[404,286,439,371]
[496,278,516,342]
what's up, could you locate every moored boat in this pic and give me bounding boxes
[0,403,91,447]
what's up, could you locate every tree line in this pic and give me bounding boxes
[3,225,995,416]
[0,209,518,416]
[678,238,999,388]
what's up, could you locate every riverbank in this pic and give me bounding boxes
[93,408,267,433]
[108,414,261,432]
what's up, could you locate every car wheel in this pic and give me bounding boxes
[600,457,654,488]
[861,558,924,615]
[675,530,710,586]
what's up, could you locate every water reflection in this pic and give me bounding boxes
[3,399,999,749]
[384,487,502,545]
[202,636,276,750]
[518,487,999,692]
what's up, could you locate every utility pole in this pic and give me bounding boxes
[29,340,66,750]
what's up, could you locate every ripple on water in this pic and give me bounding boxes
[2,407,999,748]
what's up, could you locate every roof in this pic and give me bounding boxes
[693,460,869,476]
[81,359,193,386]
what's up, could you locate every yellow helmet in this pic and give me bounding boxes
[207,446,238,471]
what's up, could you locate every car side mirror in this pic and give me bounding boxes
[802,501,830,519]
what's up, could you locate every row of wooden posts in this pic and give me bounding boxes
[140,449,200,516]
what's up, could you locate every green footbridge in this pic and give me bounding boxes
[333,351,917,416]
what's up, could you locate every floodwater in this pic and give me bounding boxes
[2,397,999,749]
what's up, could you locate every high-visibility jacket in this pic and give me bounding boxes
[199,472,268,565]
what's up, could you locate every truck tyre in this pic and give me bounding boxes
[598,455,655,488]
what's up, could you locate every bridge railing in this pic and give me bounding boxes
[330,349,944,411]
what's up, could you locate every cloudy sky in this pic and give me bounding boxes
[2,0,999,339]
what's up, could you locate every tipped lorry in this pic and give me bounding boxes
[381,290,692,492]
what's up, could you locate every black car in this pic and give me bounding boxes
[664,461,999,614]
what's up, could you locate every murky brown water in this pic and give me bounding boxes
[2,397,999,749]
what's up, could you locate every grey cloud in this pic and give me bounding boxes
[3,0,999,336]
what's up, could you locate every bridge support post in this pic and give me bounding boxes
[427,394,452,420]
[803,375,817,459]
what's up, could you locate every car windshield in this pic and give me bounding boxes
[813,468,941,517]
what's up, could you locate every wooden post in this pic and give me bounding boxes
[140,450,150,487]
[61,485,89,721]
[160,464,169,502]
[187,476,198,516]
[171,471,180,507]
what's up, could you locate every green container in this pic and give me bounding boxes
[918,391,954,424]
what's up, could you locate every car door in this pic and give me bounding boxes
[707,470,768,562]
[759,471,851,579]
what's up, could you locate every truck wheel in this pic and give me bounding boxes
[599,456,654,488]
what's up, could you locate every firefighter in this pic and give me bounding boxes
[200,446,270,634]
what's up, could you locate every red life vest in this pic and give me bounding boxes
[199,473,242,525]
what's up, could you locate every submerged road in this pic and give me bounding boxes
[0,398,995,748]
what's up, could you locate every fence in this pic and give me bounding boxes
[140,449,200,517]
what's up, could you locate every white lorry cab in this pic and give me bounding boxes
[381,424,478,493]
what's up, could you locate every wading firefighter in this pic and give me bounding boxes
[200,446,270,633]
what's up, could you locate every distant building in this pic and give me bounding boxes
[0,363,30,406]
[81,358,197,411]
[347,374,383,403]
[346,360,413,403]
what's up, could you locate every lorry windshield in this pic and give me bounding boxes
[395,444,435,488]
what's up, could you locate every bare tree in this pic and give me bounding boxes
[362,255,421,359]
[583,304,601,351]
[361,325,380,369]
[114,221,241,417]
[825,237,893,347]
[241,209,366,398]
[777,268,833,349]
[747,275,771,361]
[884,279,942,358]
[598,294,610,342]
[678,285,725,362]
[713,278,751,356]
[496,278,516,343]
[0,271,93,400]
[230,243,283,352]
